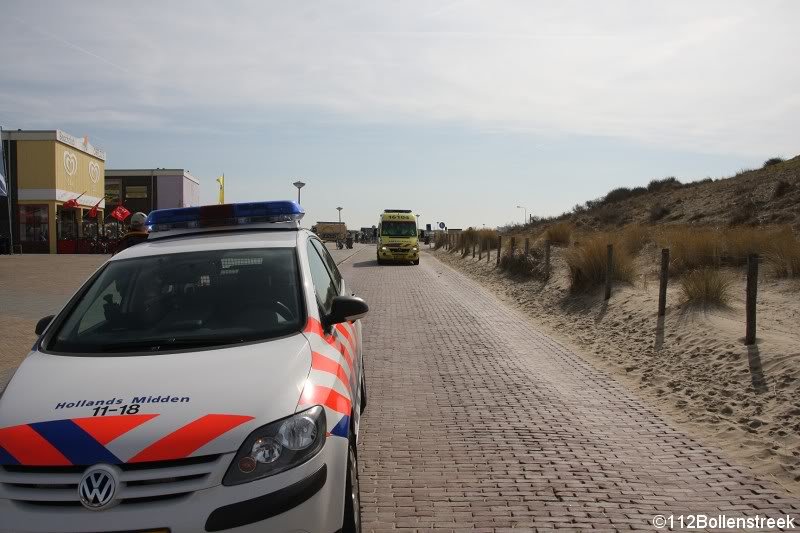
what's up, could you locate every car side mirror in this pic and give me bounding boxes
[327,296,369,326]
[35,315,54,336]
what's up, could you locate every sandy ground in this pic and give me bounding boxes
[431,245,800,494]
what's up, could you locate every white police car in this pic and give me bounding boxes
[0,201,368,533]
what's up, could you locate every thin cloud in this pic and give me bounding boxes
[8,14,130,75]
[0,0,798,156]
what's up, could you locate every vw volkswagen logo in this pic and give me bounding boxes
[78,465,118,510]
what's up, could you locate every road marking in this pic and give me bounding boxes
[335,245,369,266]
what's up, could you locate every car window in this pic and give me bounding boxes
[307,241,337,314]
[311,239,343,291]
[47,248,302,354]
[78,280,121,334]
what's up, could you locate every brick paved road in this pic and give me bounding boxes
[3,246,799,530]
[0,254,108,390]
[341,249,800,531]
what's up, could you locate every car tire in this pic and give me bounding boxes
[376,256,384,265]
[359,370,367,414]
[342,436,362,533]
[412,259,420,265]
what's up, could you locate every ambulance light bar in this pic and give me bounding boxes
[147,201,304,235]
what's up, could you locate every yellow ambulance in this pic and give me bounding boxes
[376,209,419,265]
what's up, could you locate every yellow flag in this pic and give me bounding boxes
[216,174,225,204]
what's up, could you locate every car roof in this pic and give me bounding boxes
[111,229,306,261]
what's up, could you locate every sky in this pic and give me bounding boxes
[1,0,798,229]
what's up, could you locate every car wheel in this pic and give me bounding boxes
[412,259,420,265]
[342,436,362,533]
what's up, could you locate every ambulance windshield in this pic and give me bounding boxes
[381,221,416,237]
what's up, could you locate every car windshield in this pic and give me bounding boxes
[47,248,303,354]
[381,221,416,237]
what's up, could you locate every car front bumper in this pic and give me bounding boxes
[0,437,348,533]
[378,248,419,261]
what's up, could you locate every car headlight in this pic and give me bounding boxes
[411,247,418,252]
[222,406,326,486]
[380,246,388,251]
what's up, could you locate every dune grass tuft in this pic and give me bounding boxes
[766,227,800,278]
[544,222,573,246]
[659,225,796,273]
[680,268,733,306]
[456,228,498,254]
[499,248,546,278]
[566,234,635,291]
[649,202,670,222]
[723,227,773,266]
[619,224,650,255]
[659,227,723,273]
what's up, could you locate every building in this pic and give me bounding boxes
[1,129,106,254]
[104,169,200,214]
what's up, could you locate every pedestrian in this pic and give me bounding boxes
[114,212,149,255]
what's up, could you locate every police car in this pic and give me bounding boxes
[0,201,368,533]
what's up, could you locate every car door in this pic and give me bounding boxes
[306,239,363,432]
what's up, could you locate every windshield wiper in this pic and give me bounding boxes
[101,337,246,353]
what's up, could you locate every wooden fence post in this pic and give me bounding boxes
[478,242,482,260]
[658,248,669,316]
[496,236,502,265]
[745,253,758,345]
[544,240,551,278]
[604,244,614,300]
[524,238,530,255]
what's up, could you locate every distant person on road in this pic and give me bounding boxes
[114,212,149,255]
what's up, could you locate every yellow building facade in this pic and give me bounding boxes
[2,130,106,253]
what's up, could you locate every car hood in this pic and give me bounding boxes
[0,334,311,465]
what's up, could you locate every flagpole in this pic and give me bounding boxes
[1,126,13,254]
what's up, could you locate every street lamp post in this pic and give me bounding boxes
[336,206,343,223]
[415,213,420,227]
[293,180,306,204]
[516,205,527,225]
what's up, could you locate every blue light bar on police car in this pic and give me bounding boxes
[146,201,304,234]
